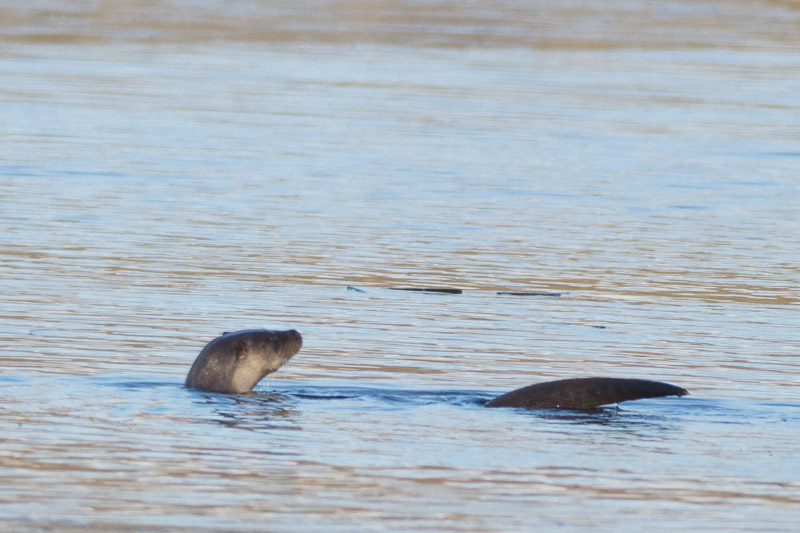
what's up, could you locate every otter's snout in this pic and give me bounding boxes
[277,329,302,351]
[286,329,302,345]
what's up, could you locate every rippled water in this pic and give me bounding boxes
[2,1,800,531]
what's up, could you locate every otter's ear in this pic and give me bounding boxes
[235,340,248,361]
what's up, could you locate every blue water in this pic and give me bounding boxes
[2,1,800,530]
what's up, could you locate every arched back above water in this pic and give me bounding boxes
[1,1,799,531]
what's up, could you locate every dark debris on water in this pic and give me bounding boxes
[346,286,565,297]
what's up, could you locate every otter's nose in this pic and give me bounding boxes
[285,329,302,346]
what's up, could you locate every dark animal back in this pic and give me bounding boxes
[485,377,688,410]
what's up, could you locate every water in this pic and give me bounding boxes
[2,1,800,531]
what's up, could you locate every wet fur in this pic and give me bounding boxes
[185,329,302,394]
[485,377,688,410]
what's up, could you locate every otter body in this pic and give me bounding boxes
[185,329,302,394]
[485,377,687,410]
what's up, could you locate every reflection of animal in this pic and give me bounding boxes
[486,377,687,410]
[185,329,302,394]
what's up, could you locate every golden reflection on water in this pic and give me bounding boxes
[1,0,798,49]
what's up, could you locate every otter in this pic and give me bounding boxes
[185,329,302,394]
[485,377,687,409]
[185,330,687,409]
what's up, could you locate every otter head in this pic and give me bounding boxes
[185,329,303,394]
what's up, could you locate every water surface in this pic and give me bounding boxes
[1,1,799,531]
